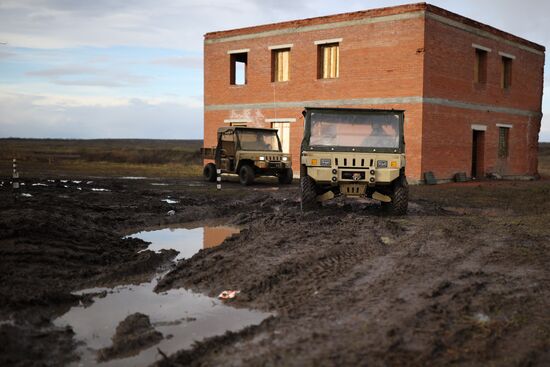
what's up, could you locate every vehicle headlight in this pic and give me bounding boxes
[282,156,288,161]
[320,158,331,167]
[377,160,388,168]
[259,156,265,161]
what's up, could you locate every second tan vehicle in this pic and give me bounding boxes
[300,107,408,215]
[202,126,293,185]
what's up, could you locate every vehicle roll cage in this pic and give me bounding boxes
[301,107,405,154]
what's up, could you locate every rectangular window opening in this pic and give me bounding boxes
[271,122,290,153]
[474,48,488,84]
[272,48,290,82]
[501,56,513,89]
[317,43,339,79]
[230,52,248,85]
[498,127,509,158]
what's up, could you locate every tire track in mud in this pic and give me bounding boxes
[2,178,550,366]
[158,194,550,367]
[157,209,390,313]
[157,208,428,365]
[338,214,550,366]
[248,234,386,312]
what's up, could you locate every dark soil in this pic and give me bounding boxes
[98,313,163,362]
[1,175,549,366]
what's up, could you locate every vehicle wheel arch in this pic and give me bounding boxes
[203,163,217,182]
[300,163,309,178]
[236,159,255,174]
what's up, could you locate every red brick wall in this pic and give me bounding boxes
[422,16,544,179]
[204,15,426,179]
[204,7,544,182]
[421,105,537,179]
[204,17,425,105]
[423,17,544,111]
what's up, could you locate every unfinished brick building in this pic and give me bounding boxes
[203,3,544,182]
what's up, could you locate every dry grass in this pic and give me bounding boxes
[538,143,550,178]
[16,160,202,178]
[2,139,548,180]
[0,138,203,178]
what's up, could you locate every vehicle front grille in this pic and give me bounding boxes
[266,155,280,161]
[334,157,374,168]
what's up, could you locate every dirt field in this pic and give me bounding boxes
[1,143,549,366]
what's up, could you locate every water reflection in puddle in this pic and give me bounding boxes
[134,225,241,261]
[54,224,269,367]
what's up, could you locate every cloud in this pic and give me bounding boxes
[0,50,15,59]
[51,75,150,88]
[0,0,368,51]
[151,56,202,69]
[25,65,151,88]
[540,119,550,141]
[0,0,549,140]
[0,89,201,108]
[26,66,99,77]
[0,0,548,52]
[50,79,129,87]
[0,91,203,139]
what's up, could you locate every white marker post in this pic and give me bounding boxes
[216,169,222,190]
[12,158,19,190]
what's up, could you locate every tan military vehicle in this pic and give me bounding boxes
[202,126,293,186]
[300,107,408,215]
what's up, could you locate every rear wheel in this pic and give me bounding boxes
[278,168,293,184]
[300,175,318,209]
[203,163,217,182]
[382,175,409,215]
[239,165,255,186]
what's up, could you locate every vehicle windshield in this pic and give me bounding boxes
[237,130,281,151]
[309,111,401,149]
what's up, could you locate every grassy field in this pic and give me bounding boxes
[0,138,203,178]
[1,139,548,179]
[538,142,550,177]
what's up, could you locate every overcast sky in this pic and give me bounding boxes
[0,0,548,140]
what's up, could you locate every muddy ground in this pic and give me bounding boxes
[1,174,549,366]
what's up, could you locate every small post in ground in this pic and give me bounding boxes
[12,158,19,203]
[216,169,221,190]
[12,158,19,190]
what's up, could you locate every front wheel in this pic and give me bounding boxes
[239,165,255,186]
[278,168,293,184]
[300,175,318,209]
[203,163,217,182]
[381,176,409,215]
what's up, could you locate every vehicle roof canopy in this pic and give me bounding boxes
[217,126,278,134]
[301,107,406,153]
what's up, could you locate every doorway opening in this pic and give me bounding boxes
[471,130,485,178]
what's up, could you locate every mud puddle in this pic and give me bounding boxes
[160,198,179,204]
[54,223,269,366]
